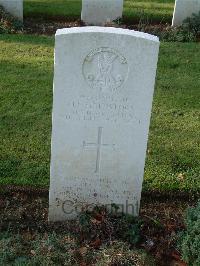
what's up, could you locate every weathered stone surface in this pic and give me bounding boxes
[172,0,200,26]
[81,0,123,25]
[49,27,159,221]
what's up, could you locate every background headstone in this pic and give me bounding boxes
[49,27,159,221]
[81,0,124,25]
[0,0,23,21]
[172,0,200,26]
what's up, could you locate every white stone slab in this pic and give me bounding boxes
[81,0,123,25]
[0,0,23,21]
[172,0,200,26]
[49,27,159,221]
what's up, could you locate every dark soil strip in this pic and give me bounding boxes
[23,18,172,36]
[0,184,199,202]
[0,189,194,265]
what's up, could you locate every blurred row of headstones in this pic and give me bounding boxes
[0,0,200,26]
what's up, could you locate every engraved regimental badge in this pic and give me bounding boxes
[83,47,128,92]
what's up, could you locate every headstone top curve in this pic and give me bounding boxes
[56,27,159,43]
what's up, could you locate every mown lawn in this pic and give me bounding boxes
[0,34,199,192]
[24,0,175,23]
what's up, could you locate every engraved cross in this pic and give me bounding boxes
[83,127,115,173]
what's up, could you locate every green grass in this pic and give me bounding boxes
[24,0,174,23]
[0,35,53,186]
[0,34,199,192]
[124,0,174,23]
[24,0,82,20]
[146,42,200,192]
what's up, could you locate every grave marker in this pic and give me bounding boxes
[49,27,160,221]
[172,0,200,26]
[0,0,23,21]
[81,0,123,25]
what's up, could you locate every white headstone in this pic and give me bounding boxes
[81,0,123,25]
[49,27,159,221]
[172,0,200,26]
[0,0,23,21]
